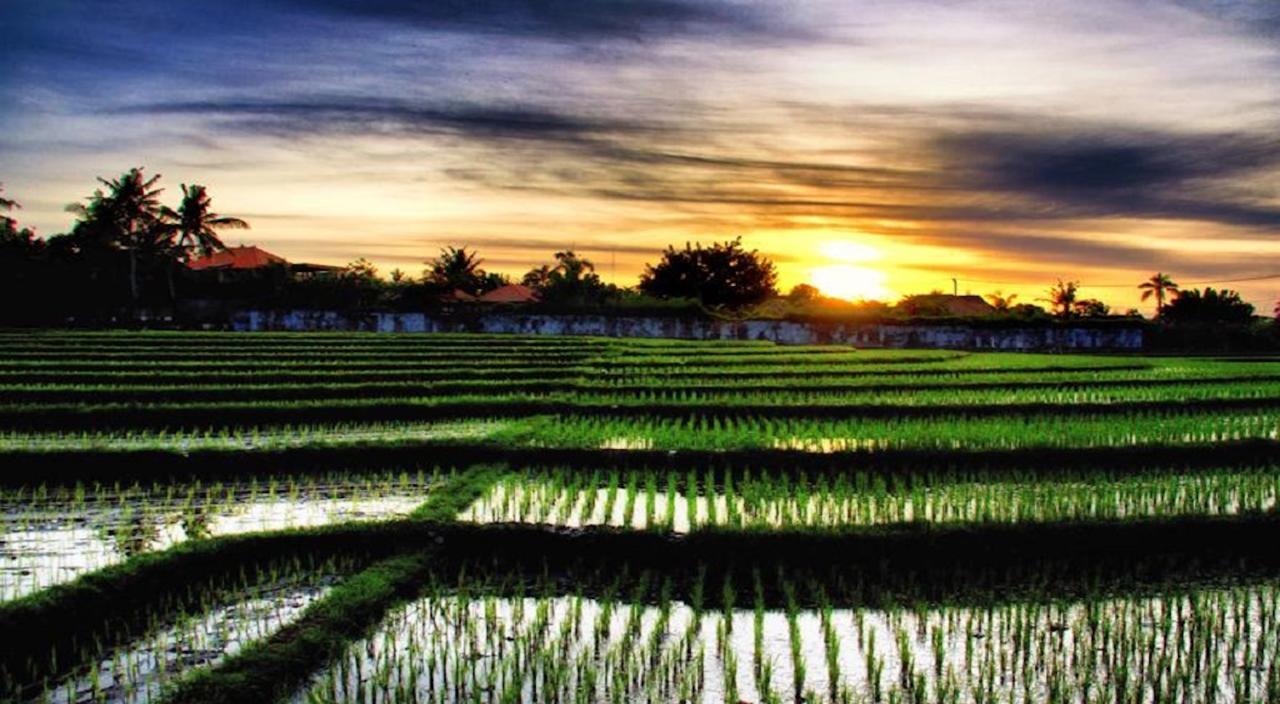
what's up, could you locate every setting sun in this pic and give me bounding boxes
[810,264,895,301]
[808,240,894,301]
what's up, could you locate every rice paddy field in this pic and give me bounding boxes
[2,330,1280,704]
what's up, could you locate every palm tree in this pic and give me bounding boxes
[165,184,248,260]
[1138,272,1179,317]
[157,184,249,303]
[1040,279,1079,318]
[426,246,486,294]
[522,264,554,289]
[69,168,168,306]
[0,184,18,233]
[985,290,1018,312]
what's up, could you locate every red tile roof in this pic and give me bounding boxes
[188,245,287,271]
[477,284,540,303]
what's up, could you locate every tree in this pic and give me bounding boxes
[344,257,379,282]
[425,246,487,295]
[985,290,1018,312]
[1041,280,1079,318]
[638,237,778,307]
[1071,298,1110,318]
[1138,273,1179,317]
[788,283,822,302]
[165,184,248,260]
[0,184,19,234]
[521,264,554,290]
[67,168,170,306]
[526,250,608,305]
[1161,288,1254,325]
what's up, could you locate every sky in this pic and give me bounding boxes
[3,0,1280,311]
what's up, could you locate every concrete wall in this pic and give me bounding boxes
[233,310,1144,350]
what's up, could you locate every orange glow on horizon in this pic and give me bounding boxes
[806,239,896,301]
[809,264,895,301]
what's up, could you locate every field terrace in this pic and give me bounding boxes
[2,330,1279,703]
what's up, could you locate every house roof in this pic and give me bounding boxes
[902,294,996,316]
[477,284,540,303]
[188,245,287,271]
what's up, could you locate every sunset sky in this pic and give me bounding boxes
[3,0,1280,310]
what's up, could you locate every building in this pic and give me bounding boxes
[477,284,540,304]
[188,245,286,272]
[897,294,997,317]
[188,245,341,281]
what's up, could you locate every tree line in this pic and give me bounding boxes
[0,169,1272,337]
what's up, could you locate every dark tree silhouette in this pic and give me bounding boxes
[425,246,488,295]
[1071,298,1110,318]
[1138,272,1178,317]
[1162,288,1254,325]
[1041,280,1079,318]
[165,184,248,259]
[521,264,554,290]
[67,168,169,306]
[639,237,778,307]
[0,184,18,233]
[788,283,822,302]
[985,290,1018,312]
[525,250,608,305]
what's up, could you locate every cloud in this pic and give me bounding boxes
[121,99,658,143]
[273,0,777,40]
[931,127,1280,228]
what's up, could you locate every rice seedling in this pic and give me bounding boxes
[0,470,437,601]
[294,570,1280,704]
[7,553,360,704]
[0,332,1276,704]
[461,465,1280,532]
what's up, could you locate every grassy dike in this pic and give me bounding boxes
[159,464,510,704]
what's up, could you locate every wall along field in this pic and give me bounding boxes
[2,330,1279,703]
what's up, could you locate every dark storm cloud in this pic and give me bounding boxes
[932,129,1280,227]
[121,99,660,144]
[278,0,776,39]
[139,95,1280,234]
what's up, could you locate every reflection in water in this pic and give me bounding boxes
[298,586,1280,704]
[1,473,430,601]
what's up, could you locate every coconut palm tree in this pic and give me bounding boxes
[69,168,168,306]
[426,246,486,294]
[0,184,18,233]
[522,264,554,289]
[165,184,248,260]
[1040,280,1079,318]
[985,290,1018,312]
[1138,272,1179,317]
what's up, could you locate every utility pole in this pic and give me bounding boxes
[952,278,958,296]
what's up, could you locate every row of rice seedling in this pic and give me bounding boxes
[0,469,437,601]
[589,365,1280,390]
[0,420,505,453]
[601,351,1148,376]
[460,465,1280,533]
[9,370,1280,409]
[8,384,1280,433]
[0,365,1222,395]
[8,553,360,704]
[0,367,592,387]
[500,410,1280,453]
[5,404,1278,456]
[295,569,1280,704]
[10,377,1280,435]
[0,331,601,346]
[578,379,1280,407]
